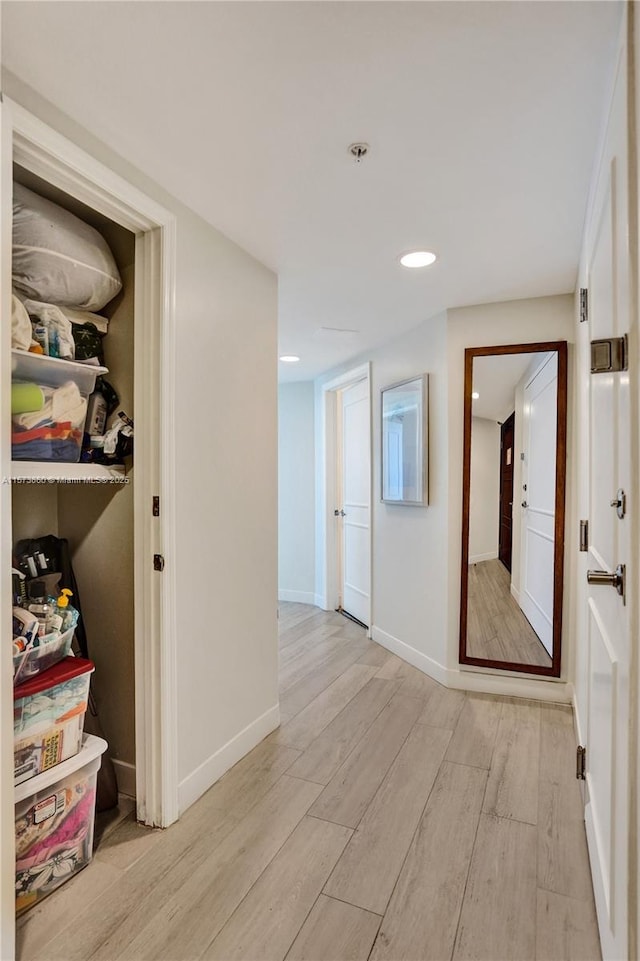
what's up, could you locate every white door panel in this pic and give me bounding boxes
[520,353,557,655]
[339,378,370,626]
[581,35,631,961]
[587,599,618,919]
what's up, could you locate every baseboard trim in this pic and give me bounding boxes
[469,551,498,564]
[510,583,521,604]
[371,625,448,685]
[370,624,572,702]
[278,589,317,605]
[449,668,573,702]
[178,703,280,814]
[112,759,136,799]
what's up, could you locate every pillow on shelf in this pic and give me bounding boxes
[12,183,122,312]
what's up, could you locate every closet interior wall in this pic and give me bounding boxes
[11,165,136,794]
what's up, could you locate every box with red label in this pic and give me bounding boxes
[15,733,106,915]
[14,658,94,786]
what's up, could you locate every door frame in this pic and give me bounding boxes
[0,101,179,840]
[318,363,372,633]
[498,410,515,572]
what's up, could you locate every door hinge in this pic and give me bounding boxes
[591,334,628,373]
[576,745,586,780]
[153,554,165,572]
[579,519,589,552]
[152,495,160,517]
[579,287,588,323]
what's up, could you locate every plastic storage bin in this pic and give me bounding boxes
[14,658,95,786]
[13,624,76,686]
[11,349,108,464]
[15,733,107,915]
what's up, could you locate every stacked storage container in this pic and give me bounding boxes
[15,734,107,915]
[13,654,106,914]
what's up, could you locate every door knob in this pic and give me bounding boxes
[521,500,528,508]
[587,564,625,604]
[334,509,346,517]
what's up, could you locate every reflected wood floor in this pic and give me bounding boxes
[17,603,599,961]
[467,559,553,668]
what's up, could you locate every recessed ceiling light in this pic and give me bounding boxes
[280,355,300,363]
[399,250,437,268]
[472,392,480,400]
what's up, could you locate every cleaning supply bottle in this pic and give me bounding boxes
[50,588,73,632]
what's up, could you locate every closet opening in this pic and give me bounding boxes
[5,100,178,836]
[12,164,138,808]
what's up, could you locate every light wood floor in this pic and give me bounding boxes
[467,559,553,668]
[16,603,600,961]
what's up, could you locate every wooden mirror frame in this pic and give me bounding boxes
[459,341,568,677]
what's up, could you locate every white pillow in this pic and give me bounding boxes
[12,183,122,311]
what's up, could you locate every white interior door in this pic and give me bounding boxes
[338,379,370,626]
[581,39,631,961]
[519,353,558,655]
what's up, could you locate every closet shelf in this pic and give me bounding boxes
[11,462,127,484]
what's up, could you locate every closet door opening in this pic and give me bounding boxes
[4,101,178,839]
[12,167,137,807]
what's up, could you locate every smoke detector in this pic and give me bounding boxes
[348,143,369,163]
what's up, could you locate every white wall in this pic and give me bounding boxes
[316,312,450,679]
[1,75,279,816]
[469,416,500,563]
[278,382,316,604]
[313,294,575,698]
[447,294,575,686]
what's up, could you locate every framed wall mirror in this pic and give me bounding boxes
[459,342,567,677]
[381,374,429,505]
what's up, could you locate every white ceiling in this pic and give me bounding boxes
[472,351,543,422]
[1,1,622,382]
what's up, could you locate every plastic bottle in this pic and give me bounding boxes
[50,588,73,632]
[26,581,54,637]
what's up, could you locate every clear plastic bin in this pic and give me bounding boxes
[11,349,108,394]
[13,625,76,686]
[11,349,108,464]
[14,658,94,786]
[15,733,107,915]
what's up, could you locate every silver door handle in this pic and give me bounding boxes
[587,564,625,603]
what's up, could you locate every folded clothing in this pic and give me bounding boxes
[12,422,82,463]
[12,379,87,462]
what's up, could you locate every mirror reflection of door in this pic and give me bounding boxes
[519,353,558,655]
[460,343,567,677]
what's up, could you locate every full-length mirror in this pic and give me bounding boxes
[459,342,567,676]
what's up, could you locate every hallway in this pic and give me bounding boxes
[16,603,600,961]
